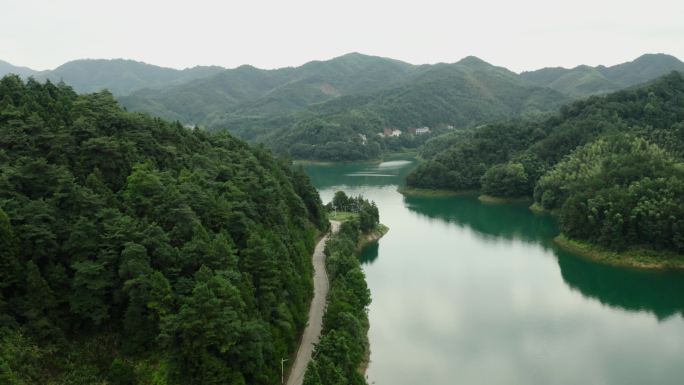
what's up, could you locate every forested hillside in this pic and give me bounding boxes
[0,60,39,79]
[258,57,567,161]
[304,192,380,385]
[0,75,328,384]
[520,54,684,98]
[407,71,684,254]
[4,53,681,162]
[0,59,224,96]
[37,59,225,96]
[119,53,415,128]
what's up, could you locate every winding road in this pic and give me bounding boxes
[286,220,340,385]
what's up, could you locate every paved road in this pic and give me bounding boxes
[286,220,340,385]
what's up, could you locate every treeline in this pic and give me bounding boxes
[407,71,684,254]
[327,191,380,233]
[303,193,380,385]
[0,75,328,384]
[538,136,684,252]
[263,111,448,162]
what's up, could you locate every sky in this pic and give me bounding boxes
[1,0,683,73]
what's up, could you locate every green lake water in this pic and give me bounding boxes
[303,157,684,385]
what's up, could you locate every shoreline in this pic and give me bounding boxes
[355,224,388,377]
[554,234,684,270]
[397,186,478,197]
[478,194,532,204]
[292,151,418,167]
[357,224,389,252]
[528,202,559,215]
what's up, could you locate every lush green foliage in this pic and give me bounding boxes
[119,54,569,161]
[480,162,529,197]
[408,71,684,254]
[0,75,328,384]
[410,72,684,193]
[120,53,415,130]
[540,136,684,251]
[6,54,681,162]
[303,217,375,385]
[328,191,380,233]
[406,122,544,191]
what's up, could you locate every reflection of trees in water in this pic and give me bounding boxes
[360,242,379,265]
[404,194,684,320]
[303,161,415,191]
[555,248,684,320]
[403,195,559,246]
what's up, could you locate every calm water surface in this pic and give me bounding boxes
[303,158,684,385]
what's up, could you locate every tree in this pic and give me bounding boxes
[480,162,530,197]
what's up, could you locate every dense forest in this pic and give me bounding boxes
[303,193,379,385]
[407,71,684,254]
[5,53,682,162]
[0,75,329,384]
[114,53,682,161]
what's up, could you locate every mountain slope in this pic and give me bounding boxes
[0,59,40,78]
[0,74,328,384]
[256,56,569,161]
[409,71,684,193]
[406,70,684,258]
[33,59,225,96]
[119,53,415,124]
[521,53,684,97]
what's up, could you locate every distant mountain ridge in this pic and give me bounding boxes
[0,58,225,96]
[0,59,40,78]
[520,53,684,97]
[2,52,682,160]
[118,52,416,124]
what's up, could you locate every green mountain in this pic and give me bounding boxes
[6,53,681,162]
[257,56,569,161]
[0,59,40,78]
[119,53,415,124]
[0,74,328,384]
[407,72,684,255]
[520,53,684,97]
[33,59,225,96]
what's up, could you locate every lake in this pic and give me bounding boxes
[303,157,684,385]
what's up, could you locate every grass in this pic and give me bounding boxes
[292,160,333,166]
[327,211,359,221]
[397,186,478,197]
[554,234,684,270]
[478,194,531,204]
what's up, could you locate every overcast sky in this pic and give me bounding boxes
[1,0,683,73]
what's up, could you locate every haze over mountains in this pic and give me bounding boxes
[520,53,684,97]
[0,58,225,95]
[2,52,682,160]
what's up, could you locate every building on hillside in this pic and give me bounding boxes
[381,128,402,137]
[415,127,430,134]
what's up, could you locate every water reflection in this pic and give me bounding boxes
[403,194,558,246]
[360,242,380,264]
[403,192,684,320]
[301,159,414,190]
[304,158,684,385]
[555,247,684,320]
